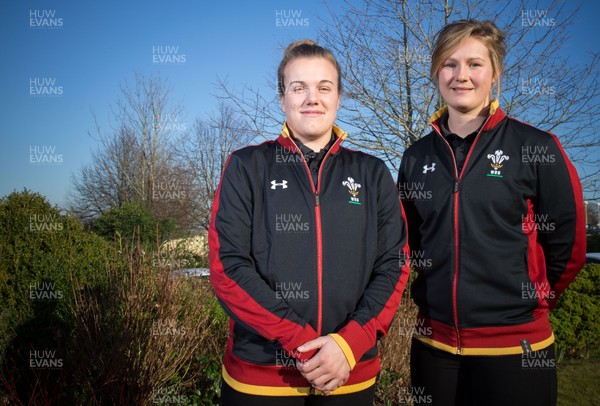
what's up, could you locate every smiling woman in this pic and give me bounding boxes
[278,40,342,152]
[279,57,340,151]
[209,39,411,405]
[437,37,495,125]
[398,19,586,406]
[430,20,505,137]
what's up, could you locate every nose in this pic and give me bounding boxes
[304,86,319,104]
[456,63,468,82]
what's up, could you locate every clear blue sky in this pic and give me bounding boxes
[1,0,599,207]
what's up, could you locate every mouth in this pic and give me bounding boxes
[301,110,325,116]
[450,87,473,93]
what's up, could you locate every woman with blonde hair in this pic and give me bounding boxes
[398,19,585,405]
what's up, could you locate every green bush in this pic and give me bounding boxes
[94,202,176,247]
[0,189,113,403]
[550,263,600,359]
[0,189,112,344]
[0,191,227,404]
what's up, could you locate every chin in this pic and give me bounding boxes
[451,104,477,113]
[302,127,329,137]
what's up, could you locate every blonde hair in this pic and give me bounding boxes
[430,20,506,98]
[277,39,342,95]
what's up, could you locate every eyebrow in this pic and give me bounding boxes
[288,80,335,86]
[445,56,486,62]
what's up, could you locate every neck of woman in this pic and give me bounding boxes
[447,107,488,138]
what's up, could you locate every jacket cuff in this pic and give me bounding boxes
[336,320,374,366]
[328,333,356,370]
[283,323,319,362]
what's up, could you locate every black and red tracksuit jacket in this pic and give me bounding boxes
[209,123,411,396]
[398,101,586,356]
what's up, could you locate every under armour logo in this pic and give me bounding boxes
[422,163,436,174]
[271,180,288,189]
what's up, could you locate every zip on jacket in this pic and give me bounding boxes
[431,112,494,355]
[287,130,344,336]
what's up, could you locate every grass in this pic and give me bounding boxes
[557,349,600,406]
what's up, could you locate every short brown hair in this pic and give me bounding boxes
[277,39,342,95]
[431,20,506,96]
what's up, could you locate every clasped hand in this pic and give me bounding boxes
[295,336,351,396]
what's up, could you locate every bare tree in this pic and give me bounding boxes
[217,0,600,197]
[69,125,141,220]
[215,76,283,142]
[113,72,184,205]
[69,73,186,220]
[173,102,253,230]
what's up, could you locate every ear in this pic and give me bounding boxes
[493,68,503,82]
[280,94,285,113]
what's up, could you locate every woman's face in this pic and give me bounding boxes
[438,37,496,116]
[280,57,340,145]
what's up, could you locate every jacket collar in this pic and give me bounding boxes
[428,99,506,133]
[277,122,347,154]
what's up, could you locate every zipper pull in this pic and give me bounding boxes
[315,192,320,206]
[521,339,532,355]
[453,179,459,193]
